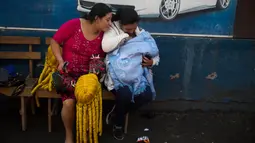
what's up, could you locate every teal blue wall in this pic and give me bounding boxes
[2,0,255,104]
[1,0,237,34]
[1,30,255,103]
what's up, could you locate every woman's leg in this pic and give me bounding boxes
[105,89,116,125]
[110,86,152,140]
[131,86,153,112]
[61,94,76,143]
[113,86,132,140]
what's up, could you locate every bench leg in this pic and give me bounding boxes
[30,97,35,115]
[48,98,52,132]
[124,113,129,134]
[52,99,60,115]
[20,97,27,131]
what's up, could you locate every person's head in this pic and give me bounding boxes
[82,3,112,31]
[112,8,140,35]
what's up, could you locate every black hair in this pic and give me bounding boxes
[82,3,112,23]
[112,8,140,25]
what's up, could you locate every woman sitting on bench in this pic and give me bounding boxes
[50,3,112,143]
[102,8,160,140]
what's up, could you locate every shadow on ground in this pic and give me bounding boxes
[0,95,255,143]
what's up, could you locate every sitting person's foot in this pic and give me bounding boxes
[64,139,73,143]
[113,125,124,140]
[64,135,74,143]
[106,105,115,125]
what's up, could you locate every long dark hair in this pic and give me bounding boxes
[81,3,112,23]
[112,8,140,25]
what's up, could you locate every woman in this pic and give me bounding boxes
[102,8,160,140]
[50,3,112,143]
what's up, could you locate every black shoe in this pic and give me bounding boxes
[113,125,124,140]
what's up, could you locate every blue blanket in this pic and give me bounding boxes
[108,30,159,101]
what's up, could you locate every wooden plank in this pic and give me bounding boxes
[0,36,41,45]
[0,52,41,59]
[45,37,52,45]
[103,90,115,100]
[0,87,16,96]
[29,45,33,77]
[0,78,38,97]
[36,89,61,98]
[36,89,114,100]
[0,86,34,97]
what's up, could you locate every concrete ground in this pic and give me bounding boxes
[0,95,255,143]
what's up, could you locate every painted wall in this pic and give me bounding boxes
[1,0,255,104]
[153,36,255,103]
[1,0,237,35]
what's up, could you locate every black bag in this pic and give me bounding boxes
[52,71,76,95]
[0,72,26,87]
[0,68,28,96]
[52,62,76,95]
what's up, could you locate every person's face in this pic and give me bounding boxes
[121,23,138,36]
[95,12,113,32]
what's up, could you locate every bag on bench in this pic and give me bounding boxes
[0,67,27,96]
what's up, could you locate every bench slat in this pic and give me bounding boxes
[0,87,16,96]
[103,91,115,100]
[36,89,114,100]
[0,36,41,45]
[45,37,52,45]
[0,78,38,97]
[0,86,35,97]
[0,52,41,59]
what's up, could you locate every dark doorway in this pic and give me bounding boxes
[233,0,255,39]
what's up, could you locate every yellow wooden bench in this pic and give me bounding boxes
[35,37,129,133]
[0,36,41,131]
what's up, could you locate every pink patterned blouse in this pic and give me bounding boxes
[53,18,105,78]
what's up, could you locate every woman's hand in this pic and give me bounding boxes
[57,61,65,72]
[142,56,153,67]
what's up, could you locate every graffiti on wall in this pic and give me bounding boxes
[0,0,237,35]
[78,0,230,21]
[77,0,236,35]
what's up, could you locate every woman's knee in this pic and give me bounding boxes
[115,86,132,102]
[62,99,75,110]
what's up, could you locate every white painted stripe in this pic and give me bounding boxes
[0,26,57,32]
[0,26,233,38]
[151,32,233,38]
